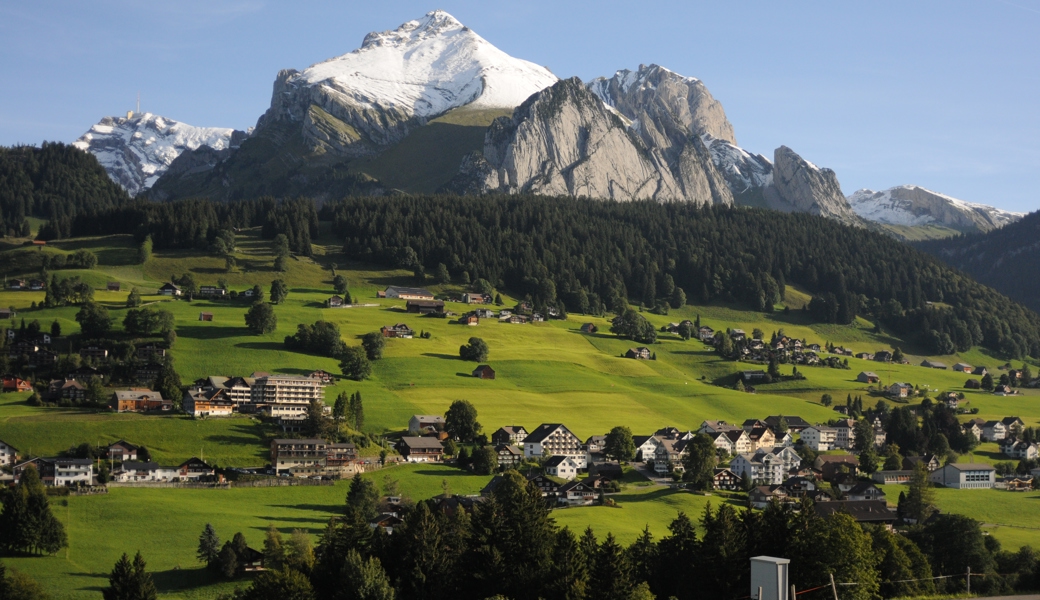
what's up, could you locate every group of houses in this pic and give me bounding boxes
[6,279,46,291]
[0,438,217,486]
[182,372,332,423]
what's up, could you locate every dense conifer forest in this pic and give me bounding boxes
[917,210,1040,314]
[2,144,1037,358]
[320,195,1040,358]
[0,143,130,237]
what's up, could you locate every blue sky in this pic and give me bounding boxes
[1,1,1038,212]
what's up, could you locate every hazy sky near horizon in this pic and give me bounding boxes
[1,1,1038,212]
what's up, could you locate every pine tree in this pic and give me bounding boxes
[547,527,589,600]
[589,534,632,600]
[103,552,157,600]
[197,524,221,567]
[333,391,348,423]
[348,392,364,430]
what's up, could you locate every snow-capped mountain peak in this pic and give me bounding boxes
[290,10,558,120]
[73,112,237,196]
[848,185,1024,233]
[359,9,463,49]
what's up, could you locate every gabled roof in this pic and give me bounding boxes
[765,415,811,429]
[544,455,576,468]
[524,423,576,444]
[108,440,138,450]
[495,444,523,456]
[411,414,446,423]
[558,480,594,494]
[399,437,444,450]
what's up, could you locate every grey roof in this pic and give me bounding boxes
[411,415,446,423]
[943,462,995,471]
[524,423,573,444]
[48,458,94,465]
[386,286,434,296]
[399,437,444,450]
[114,390,164,401]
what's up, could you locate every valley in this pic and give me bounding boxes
[2,226,1038,599]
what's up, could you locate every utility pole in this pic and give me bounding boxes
[966,566,971,595]
[830,573,839,600]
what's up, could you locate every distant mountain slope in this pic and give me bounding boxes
[917,209,1040,313]
[849,185,1023,234]
[74,113,242,196]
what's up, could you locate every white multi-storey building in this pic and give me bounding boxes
[730,452,785,485]
[251,374,324,421]
[800,426,837,451]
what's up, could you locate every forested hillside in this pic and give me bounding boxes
[321,196,1040,358]
[917,210,1040,314]
[57,192,1040,359]
[0,143,131,237]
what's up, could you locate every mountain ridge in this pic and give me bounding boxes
[64,9,1019,236]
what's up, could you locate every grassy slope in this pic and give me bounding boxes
[350,107,510,193]
[1,463,488,600]
[2,229,1040,598]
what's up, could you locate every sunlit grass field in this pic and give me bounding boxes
[2,228,1039,598]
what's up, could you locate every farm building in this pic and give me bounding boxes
[199,312,214,321]
[472,365,496,379]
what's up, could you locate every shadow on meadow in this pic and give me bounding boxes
[268,503,344,515]
[421,352,462,361]
[411,469,485,480]
[235,341,284,351]
[71,571,108,594]
[179,325,245,340]
[151,567,240,593]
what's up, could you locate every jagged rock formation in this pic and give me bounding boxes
[848,185,1023,233]
[73,113,241,196]
[448,78,733,204]
[765,146,860,224]
[588,64,737,149]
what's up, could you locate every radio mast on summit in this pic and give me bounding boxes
[136,92,140,116]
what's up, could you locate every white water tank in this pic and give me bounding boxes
[750,556,790,600]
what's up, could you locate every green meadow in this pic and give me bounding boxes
[2,229,1040,598]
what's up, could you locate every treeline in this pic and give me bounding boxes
[63,196,318,255]
[0,142,131,238]
[218,471,1039,600]
[19,188,1040,357]
[917,210,1040,314]
[319,195,1040,358]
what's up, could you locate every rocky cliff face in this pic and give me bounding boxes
[848,185,1022,233]
[450,78,732,204]
[765,146,860,225]
[588,64,737,152]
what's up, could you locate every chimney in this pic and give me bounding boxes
[750,556,790,600]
